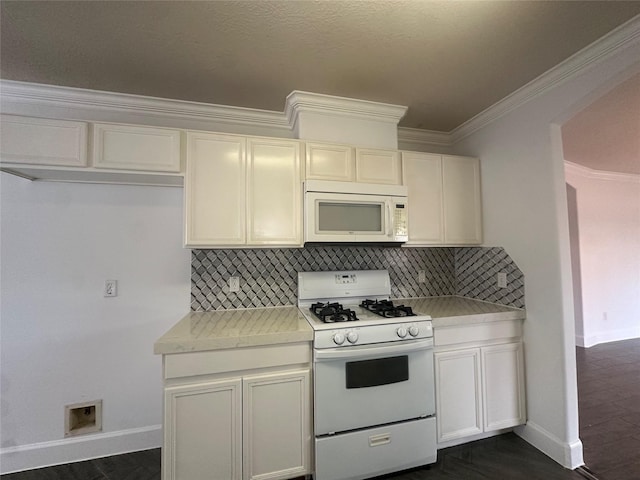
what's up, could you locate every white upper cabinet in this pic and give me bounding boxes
[0,115,88,167]
[92,123,181,172]
[304,142,400,185]
[355,148,402,184]
[184,133,303,248]
[442,155,482,244]
[185,132,246,246]
[402,152,444,244]
[401,152,482,245]
[305,142,355,181]
[247,138,303,245]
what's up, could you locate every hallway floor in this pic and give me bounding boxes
[576,337,640,480]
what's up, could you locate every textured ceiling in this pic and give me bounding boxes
[1,1,639,133]
[562,73,640,176]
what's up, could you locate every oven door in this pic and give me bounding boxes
[314,338,435,436]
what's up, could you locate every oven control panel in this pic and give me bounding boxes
[335,274,357,284]
[315,321,433,349]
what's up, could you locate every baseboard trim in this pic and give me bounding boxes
[0,424,162,474]
[436,427,513,449]
[515,422,584,469]
[580,329,640,348]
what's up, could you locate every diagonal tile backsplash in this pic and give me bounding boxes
[191,246,524,311]
[455,247,525,309]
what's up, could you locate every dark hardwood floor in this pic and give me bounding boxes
[576,337,640,480]
[0,449,161,480]
[3,338,639,480]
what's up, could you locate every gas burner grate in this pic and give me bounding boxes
[310,302,359,323]
[360,299,416,318]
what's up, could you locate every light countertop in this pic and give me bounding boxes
[396,296,525,327]
[155,297,524,355]
[154,306,313,355]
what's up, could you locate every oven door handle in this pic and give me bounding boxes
[314,338,433,362]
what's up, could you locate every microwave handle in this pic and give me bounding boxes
[386,200,392,238]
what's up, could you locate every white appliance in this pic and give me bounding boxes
[304,180,409,244]
[298,270,437,480]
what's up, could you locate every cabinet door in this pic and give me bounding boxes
[243,369,311,480]
[184,132,246,246]
[401,152,444,244]
[164,379,242,480]
[92,123,181,172]
[0,115,88,167]
[481,342,526,431]
[247,138,302,245]
[434,348,483,443]
[355,148,401,184]
[442,155,482,244]
[305,142,355,181]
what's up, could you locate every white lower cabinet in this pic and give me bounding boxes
[165,379,243,480]
[434,348,483,442]
[481,343,526,431]
[162,344,311,480]
[243,370,311,480]
[434,322,525,446]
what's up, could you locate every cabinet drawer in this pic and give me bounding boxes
[434,320,522,347]
[164,342,311,379]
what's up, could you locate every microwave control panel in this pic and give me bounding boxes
[394,203,408,238]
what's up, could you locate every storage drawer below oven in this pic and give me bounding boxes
[315,417,437,480]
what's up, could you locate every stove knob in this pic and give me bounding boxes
[409,325,419,337]
[333,333,346,345]
[397,327,408,338]
[347,331,359,344]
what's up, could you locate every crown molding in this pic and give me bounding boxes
[0,80,290,131]
[2,14,638,149]
[397,126,452,148]
[451,15,640,143]
[565,161,640,183]
[285,90,408,129]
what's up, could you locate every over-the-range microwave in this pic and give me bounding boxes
[304,180,409,243]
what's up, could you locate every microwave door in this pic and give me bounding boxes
[305,192,389,242]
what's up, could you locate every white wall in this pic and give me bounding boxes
[453,44,640,467]
[0,174,191,473]
[565,163,640,347]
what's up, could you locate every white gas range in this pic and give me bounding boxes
[298,270,437,480]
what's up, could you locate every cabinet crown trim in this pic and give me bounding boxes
[0,80,290,131]
[285,90,408,127]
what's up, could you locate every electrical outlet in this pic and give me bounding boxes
[497,272,507,289]
[229,276,240,292]
[104,280,117,297]
[418,270,426,283]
